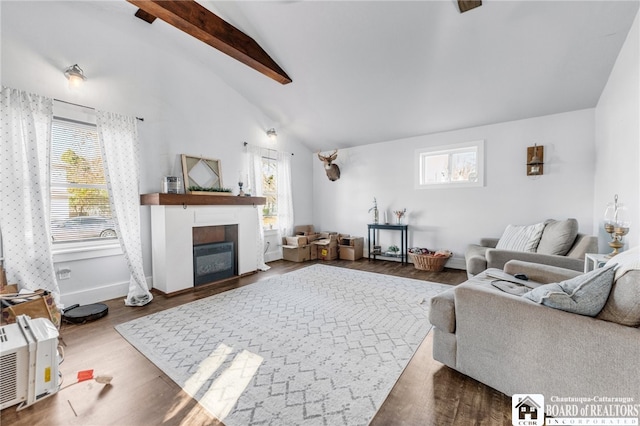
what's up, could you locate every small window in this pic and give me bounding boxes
[261,156,278,230]
[50,116,116,243]
[415,140,484,188]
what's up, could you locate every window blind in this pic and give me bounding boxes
[50,117,115,242]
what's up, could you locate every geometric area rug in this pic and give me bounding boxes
[115,264,451,426]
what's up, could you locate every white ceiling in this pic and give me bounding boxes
[182,0,640,151]
[4,1,639,152]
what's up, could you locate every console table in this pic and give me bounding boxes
[367,223,409,265]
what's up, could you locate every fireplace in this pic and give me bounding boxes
[144,201,263,295]
[192,224,239,286]
[193,242,235,285]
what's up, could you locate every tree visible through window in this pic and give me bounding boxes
[415,140,485,188]
[261,156,278,230]
[50,117,116,242]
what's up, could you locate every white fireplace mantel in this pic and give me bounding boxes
[141,194,266,294]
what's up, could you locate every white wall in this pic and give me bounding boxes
[0,1,313,305]
[313,110,596,268]
[594,11,640,253]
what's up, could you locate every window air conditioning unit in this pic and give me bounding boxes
[0,315,60,410]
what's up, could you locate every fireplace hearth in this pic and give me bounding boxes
[193,241,235,285]
[192,224,239,286]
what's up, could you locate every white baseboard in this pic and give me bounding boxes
[445,256,466,270]
[60,275,153,307]
[264,251,283,263]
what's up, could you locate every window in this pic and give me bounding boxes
[50,116,116,243]
[415,140,484,188]
[261,156,278,230]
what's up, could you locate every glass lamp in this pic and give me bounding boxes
[64,64,86,89]
[604,194,630,257]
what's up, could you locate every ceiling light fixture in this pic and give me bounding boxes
[64,64,86,89]
[266,128,277,141]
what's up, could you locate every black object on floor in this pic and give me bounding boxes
[62,303,109,324]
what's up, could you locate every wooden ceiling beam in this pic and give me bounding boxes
[134,8,157,24]
[458,1,482,14]
[127,0,292,85]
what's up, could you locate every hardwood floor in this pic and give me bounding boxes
[1,259,511,426]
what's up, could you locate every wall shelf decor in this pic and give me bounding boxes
[181,154,223,193]
[526,144,544,176]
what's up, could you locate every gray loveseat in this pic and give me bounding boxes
[465,218,597,277]
[429,254,640,400]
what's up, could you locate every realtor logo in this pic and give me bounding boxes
[512,394,545,426]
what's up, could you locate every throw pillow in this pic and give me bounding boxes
[522,264,616,316]
[597,246,640,326]
[496,222,546,252]
[597,270,640,327]
[536,218,579,256]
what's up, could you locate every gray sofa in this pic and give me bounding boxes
[429,256,640,400]
[465,218,598,277]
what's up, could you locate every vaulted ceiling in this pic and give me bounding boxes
[197,0,638,151]
[3,1,638,152]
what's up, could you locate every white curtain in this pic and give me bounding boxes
[246,145,269,271]
[96,111,153,306]
[276,150,294,238]
[0,87,59,303]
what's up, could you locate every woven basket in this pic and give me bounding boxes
[409,253,450,272]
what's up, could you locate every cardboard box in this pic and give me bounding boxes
[306,233,320,243]
[0,266,7,291]
[285,235,308,246]
[339,246,362,261]
[338,234,350,244]
[282,226,322,262]
[314,235,338,260]
[339,237,364,260]
[318,231,338,240]
[1,288,61,328]
[340,236,362,246]
[294,225,315,235]
[282,244,311,262]
[310,244,318,260]
[317,244,338,261]
[315,234,338,244]
[1,283,18,295]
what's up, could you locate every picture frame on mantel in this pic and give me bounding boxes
[181,154,223,193]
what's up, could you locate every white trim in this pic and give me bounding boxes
[52,240,123,262]
[60,275,153,306]
[445,256,466,270]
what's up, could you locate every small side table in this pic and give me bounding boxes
[584,253,609,273]
[367,223,409,265]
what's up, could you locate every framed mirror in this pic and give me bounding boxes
[181,154,223,192]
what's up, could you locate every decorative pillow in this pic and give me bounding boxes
[606,245,640,281]
[597,246,640,326]
[496,222,546,252]
[522,264,616,316]
[536,218,579,256]
[597,270,640,327]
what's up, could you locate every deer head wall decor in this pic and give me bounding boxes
[317,150,341,181]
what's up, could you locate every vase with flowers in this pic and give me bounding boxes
[393,208,406,224]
